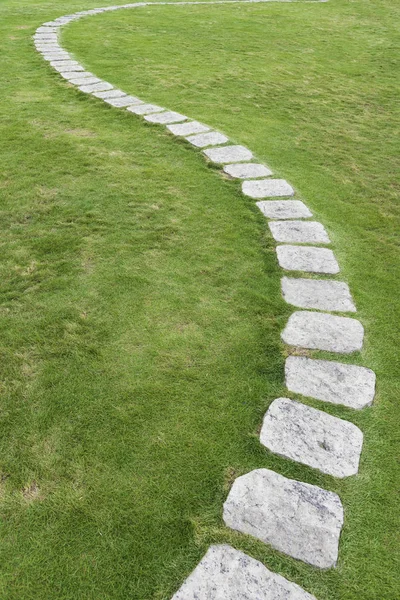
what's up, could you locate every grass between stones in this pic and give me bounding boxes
[0,0,399,599]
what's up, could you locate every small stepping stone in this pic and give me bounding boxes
[185,131,228,148]
[50,60,80,68]
[257,200,312,220]
[269,221,330,244]
[167,120,210,136]
[42,53,71,61]
[104,95,143,108]
[285,356,376,409]
[36,26,58,33]
[69,76,101,86]
[172,544,317,600]
[281,311,364,353]
[54,64,84,73]
[35,45,61,51]
[223,468,343,568]
[276,245,340,274]
[203,145,253,164]
[144,111,187,124]
[281,277,356,312]
[260,398,363,478]
[127,103,165,115]
[93,89,126,99]
[242,178,294,199]
[79,81,113,94]
[224,163,272,179]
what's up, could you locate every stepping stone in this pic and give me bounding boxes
[242,178,294,199]
[42,53,71,61]
[144,111,187,124]
[79,82,113,94]
[36,26,58,33]
[93,89,126,100]
[172,544,317,600]
[185,131,228,148]
[53,64,84,73]
[281,277,356,312]
[203,145,253,164]
[285,356,376,409]
[260,398,363,478]
[223,468,343,568]
[35,45,61,51]
[69,76,101,86]
[269,221,330,244]
[50,60,80,69]
[168,121,210,136]
[104,95,143,108]
[224,163,272,179]
[281,311,364,353]
[127,103,165,115]
[257,200,312,220]
[276,245,340,274]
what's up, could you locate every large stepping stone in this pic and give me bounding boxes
[285,356,376,409]
[281,311,364,353]
[269,221,330,244]
[79,81,113,94]
[186,131,228,147]
[223,468,343,568]
[276,245,340,274]
[281,277,356,312]
[223,163,272,179]
[127,103,164,115]
[257,200,312,220]
[260,398,363,478]
[172,544,317,600]
[242,178,294,198]
[145,110,187,124]
[203,145,253,164]
[167,121,210,136]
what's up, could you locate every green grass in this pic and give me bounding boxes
[0,0,399,598]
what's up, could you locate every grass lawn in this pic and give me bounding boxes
[0,0,399,598]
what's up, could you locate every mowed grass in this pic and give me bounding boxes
[0,0,399,598]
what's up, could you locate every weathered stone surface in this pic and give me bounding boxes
[260,398,363,478]
[69,76,101,86]
[144,111,187,124]
[224,162,272,179]
[35,45,61,52]
[79,82,113,94]
[242,178,294,199]
[281,277,356,312]
[223,468,343,568]
[203,145,253,164]
[53,63,84,73]
[269,221,330,244]
[36,26,58,33]
[42,53,71,61]
[281,311,364,353]
[93,89,126,99]
[172,544,317,600]
[285,356,376,409]
[276,245,340,274]
[185,131,228,148]
[257,200,312,220]
[127,103,165,115]
[104,95,143,108]
[167,121,210,136]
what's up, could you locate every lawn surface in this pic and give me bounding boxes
[0,0,399,598]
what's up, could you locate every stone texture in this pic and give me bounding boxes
[281,277,356,312]
[172,544,317,600]
[93,89,126,99]
[104,95,143,108]
[127,103,165,115]
[285,356,376,409]
[167,121,210,136]
[260,398,363,478]
[35,45,61,52]
[281,311,364,353]
[224,162,272,179]
[69,76,101,86]
[79,82,113,94]
[223,469,343,568]
[144,111,187,124]
[257,200,312,220]
[269,221,330,244]
[203,145,253,164]
[53,63,84,73]
[276,245,340,274]
[185,131,228,148]
[242,178,294,199]
[42,53,71,61]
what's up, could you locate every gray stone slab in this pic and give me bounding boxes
[203,145,253,164]
[53,63,85,73]
[35,45,61,52]
[281,277,356,312]
[42,53,71,61]
[36,26,58,33]
[104,95,143,108]
[257,200,312,220]
[185,131,228,148]
[223,468,343,568]
[224,163,273,179]
[242,178,294,199]
[144,111,187,124]
[285,356,376,409]
[269,221,330,244]
[68,76,101,86]
[79,82,113,94]
[172,544,317,600]
[281,311,364,353]
[276,245,340,274]
[93,89,126,99]
[127,103,165,115]
[260,398,363,478]
[167,121,210,136]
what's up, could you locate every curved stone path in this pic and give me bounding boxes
[34,2,376,598]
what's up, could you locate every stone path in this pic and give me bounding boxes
[34,1,375,597]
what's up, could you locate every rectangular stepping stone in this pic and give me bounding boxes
[224,163,272,179]
[260,398,363,478]
[93,89,126,99]
[42,53,71,61]
[35,45,61,52]
[167,121,210,136]
[281,277,356,312]
[242,178,294,199]
[50,60,80,68]
[36,26,58,33]
[285,356,376,409]
[104,95,143,108]
[203,145,253,164]
[185,131,228,147]
[269,221,330,244]
[172,544,317,600]
[281,311,364,353]
[257,200,312,220]
[144,111,187,124]
[276,245,340,274]
[54,64,85,73]
[79,82,113,94]
[68,76,101,86]
[223,468,343,568]
[127,103,165,115]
